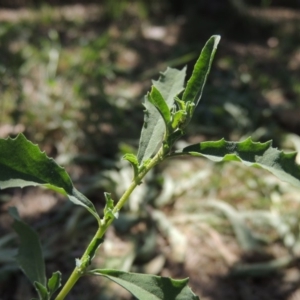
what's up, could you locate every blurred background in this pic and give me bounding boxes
[1,0,300,299]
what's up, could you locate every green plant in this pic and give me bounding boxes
[2,35,300,299]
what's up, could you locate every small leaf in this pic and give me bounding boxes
[148,86,171,127]
[182,35,220,107]
[137,67,186,164]
[88,269,199,300]
[34,282,49,300]
[0,134,100,223]
[123,153,139,177]
[104,192,118,219]
[174,137,300,188]
[9,207,46,287]
[47,271,61,297]
[171,110,186,129]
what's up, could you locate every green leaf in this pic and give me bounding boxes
[88,269,199,300]
[148,86,171,128]
[34,282,49,300]
[137,67,186,164]
[0,134,100,222]
[123,153,139,177]
[69,188,100,222]
[47,271,61,297]
[154,67,187,105]
[0,134,72,192]
[175,137,300,188]
[104,192,118,219]
[171,110,186,130]
[182,35,220,107]
[8,207,46,287]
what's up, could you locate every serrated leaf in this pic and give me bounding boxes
[47,271,61,297]
[175,137,300,188]
[0,134,72,192]
[0,134,100,222]
[88,269,199,300]
[154,67,187,105]
[148,86,171,127]
[8,207,46,287]
[34,282,49,300]
[182,35,220,107]
[137,67,186,164]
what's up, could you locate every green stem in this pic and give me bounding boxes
[54,226,104,300]
[55,148,164,300]
[113,148,163,214]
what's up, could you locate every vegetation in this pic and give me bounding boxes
[1,2,300,299]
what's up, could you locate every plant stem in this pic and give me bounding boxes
[113,149,163,214]
[54,226,103,300]
[55,148,164,300]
